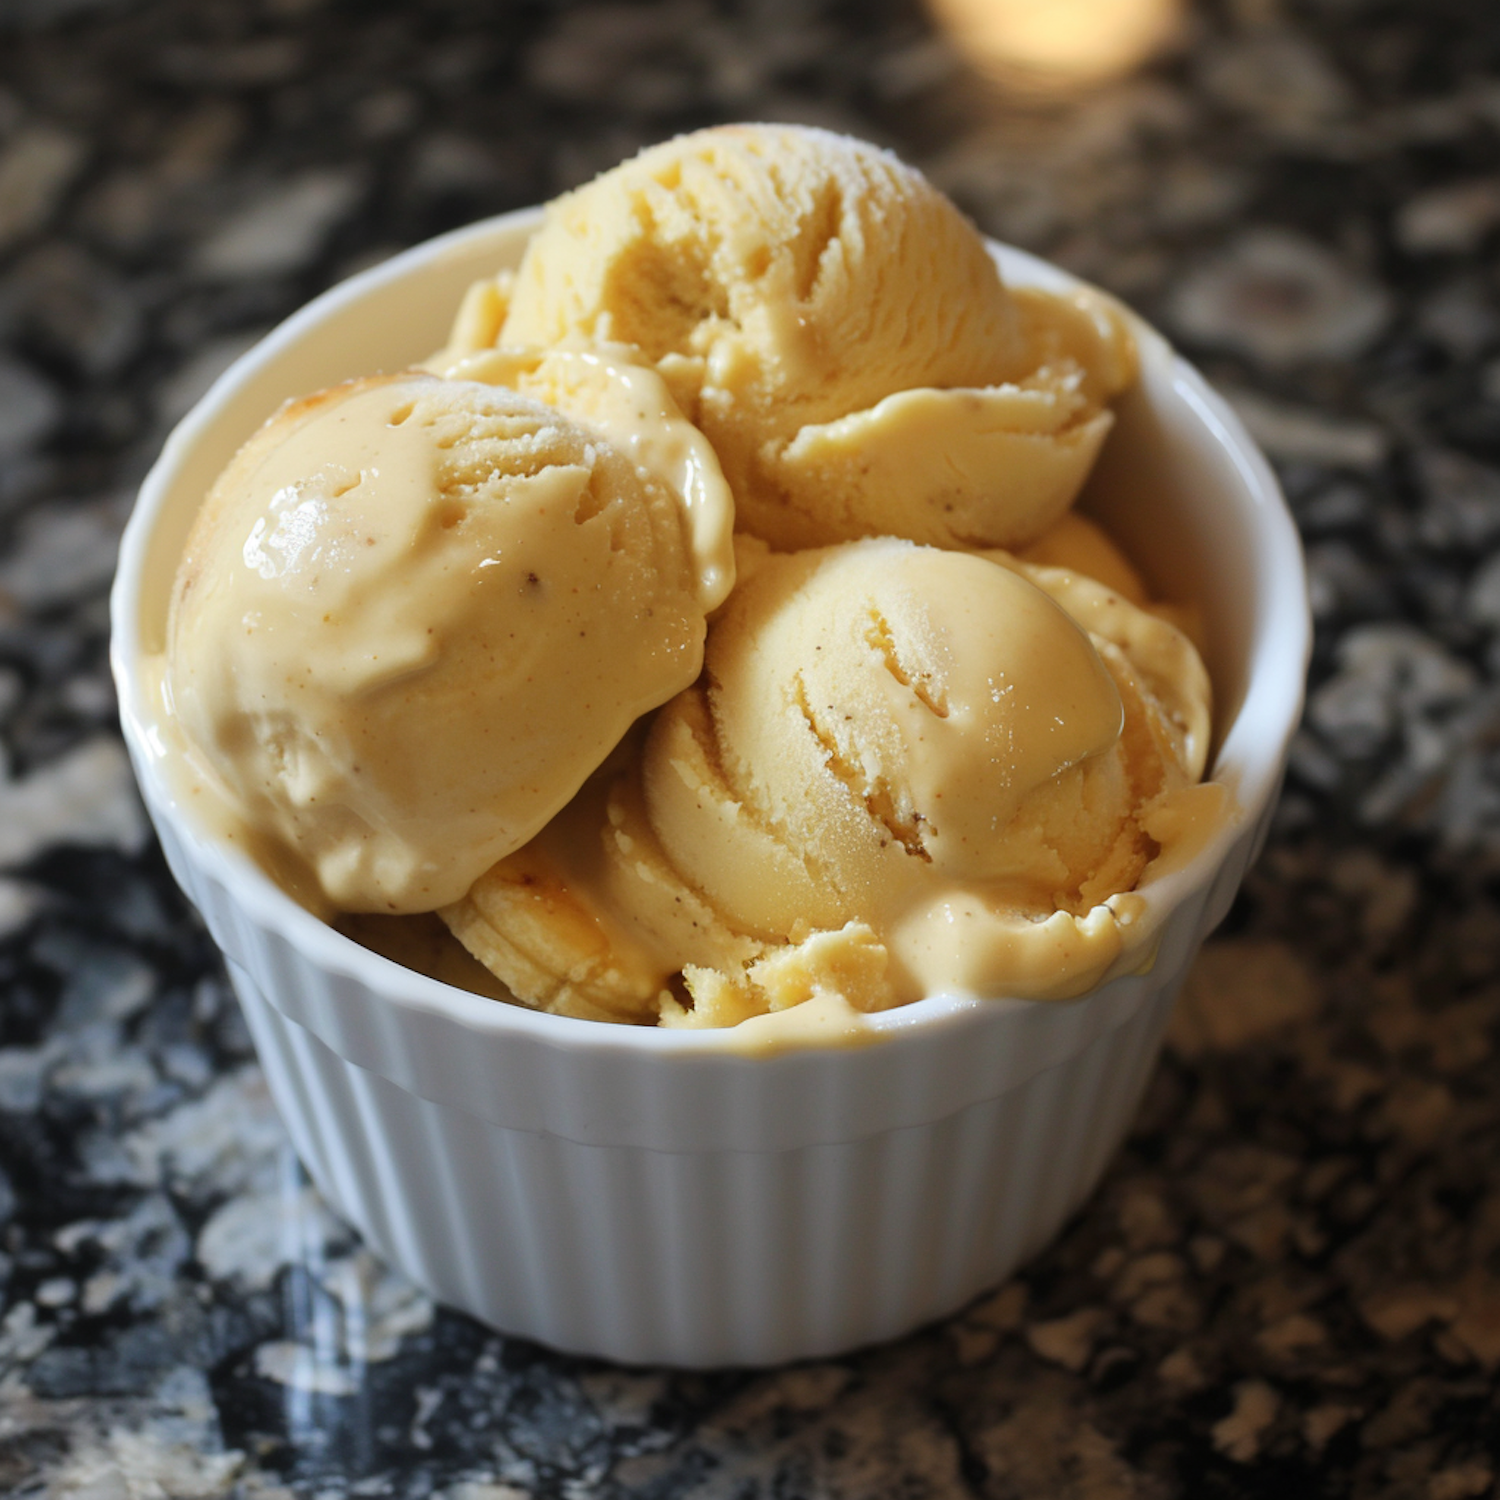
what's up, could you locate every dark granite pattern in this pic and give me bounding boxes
[2,0,1499,1494]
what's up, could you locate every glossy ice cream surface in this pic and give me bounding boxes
[452,123,1137,554]
[162,121,1224,1029]
[443,538,1216,1024]
[165,370,733,913]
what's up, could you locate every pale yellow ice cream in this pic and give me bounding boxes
[454,123,1136,553]
[166,370,733,913]
[1016,510,1147,604]
[443,539,1214,1023]
[163,122,1218,1032]
[426,342,734,603]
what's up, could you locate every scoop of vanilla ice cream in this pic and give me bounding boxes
[489,123,1134,552]
[444,539,1214,1018]
[167,371,718,914]
[646,542,1150,934]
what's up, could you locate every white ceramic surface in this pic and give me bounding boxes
[110,207,1310,1366]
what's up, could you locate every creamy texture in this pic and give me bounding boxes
[1017,511,1148,604]
[479,123,1136,552]
[444,539,1214,1022]
[162,121,1227,1033]
[429,343,735,610]
[166,371,730,912]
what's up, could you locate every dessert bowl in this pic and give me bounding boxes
[111,206,1309,1367]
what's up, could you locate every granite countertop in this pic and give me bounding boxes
[3,0,1500,1495]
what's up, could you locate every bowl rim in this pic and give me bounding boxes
[109,205,1311,1058]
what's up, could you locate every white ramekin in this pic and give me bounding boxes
[110,208,1310,1368]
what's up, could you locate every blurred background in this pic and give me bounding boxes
[3,1,1500,1496]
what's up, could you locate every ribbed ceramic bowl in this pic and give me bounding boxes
[111,207,1309,1368]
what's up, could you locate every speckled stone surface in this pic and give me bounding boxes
[2,0,1499,1495]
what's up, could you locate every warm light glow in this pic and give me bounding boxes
[927,0,1183,92]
